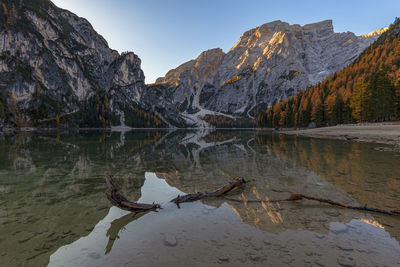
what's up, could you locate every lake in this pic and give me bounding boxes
[0,130,399,266]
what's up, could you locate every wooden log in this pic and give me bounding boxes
[284,194,400,216]
[225,193,400,216]
[104,171,398,217]
[105,173,160,212]
[286,194,349,208]
[171,178,246,206]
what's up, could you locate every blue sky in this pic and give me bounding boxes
[52,0,399,83]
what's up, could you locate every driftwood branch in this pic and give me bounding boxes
[105,172,399,217]
[105,172,160,212]
[171,178,246,207]
[285,194,400,216]
[224,193,400,216]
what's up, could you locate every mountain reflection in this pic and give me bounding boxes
[255,133,400,240]
[0,130,399,266]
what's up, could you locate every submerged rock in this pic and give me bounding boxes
[163,233,178,247]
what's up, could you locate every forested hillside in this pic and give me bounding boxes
[258,19,400,128]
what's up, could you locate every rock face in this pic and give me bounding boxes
[154,48,225,112]
[0,0,162,128]
[156,20,384,119]
[0,1,386,128]
[142,48,226,127]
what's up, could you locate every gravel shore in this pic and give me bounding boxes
[281,123,400,147]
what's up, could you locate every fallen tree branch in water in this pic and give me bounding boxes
[105,172,160,212]
[171,178,246,207]
[105,172,399,217]
[223,194,400,216]
[286,194,400,216]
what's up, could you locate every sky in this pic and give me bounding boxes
[52,0,399,83]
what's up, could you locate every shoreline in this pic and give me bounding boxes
[0,126,263,134]
[2,123,399,149]
[280,122,400,148]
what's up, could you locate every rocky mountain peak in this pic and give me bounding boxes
[232,19,334,53]
[361,27,390,38]
[151,19,385,123]
[302,19,334,36]
[156,48,225,85]
[194,48,225,68]
[145,48,226,124]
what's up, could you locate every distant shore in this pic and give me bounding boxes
[2,123,400,149]
[281,122,400,148]
[0,126,260,134]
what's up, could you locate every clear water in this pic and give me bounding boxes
[0,130,399,266]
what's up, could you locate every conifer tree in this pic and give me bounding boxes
[351,78,370,122]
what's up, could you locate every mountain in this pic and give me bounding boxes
[153,20,384,126]
[0,0,389,129]
[257,18,400,128]
[0,0,164,129]
[144,48,226,127]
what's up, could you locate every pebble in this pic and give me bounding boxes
[218,256,229,262]
[337,257,355,267]
[314,259,325,266]
[336,242,354,252]
[305,250,313,256]
[330,223,348,234]
[324,210,341,217]
[250,255,261,261]
[163,234,177,247]
[263,240,271,245]
[315,234,325,239]
[253,246,262,251]
[87,252,101,259]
